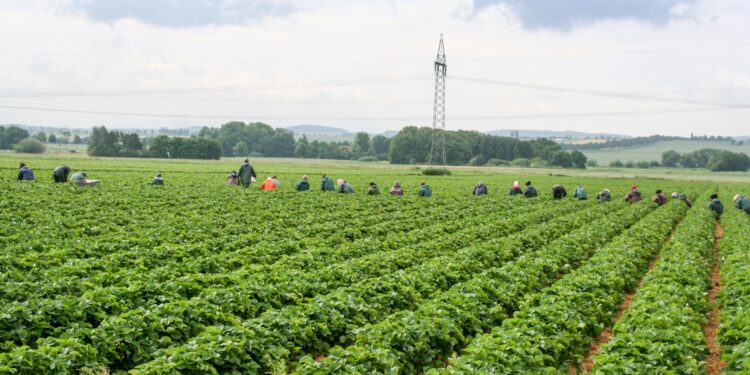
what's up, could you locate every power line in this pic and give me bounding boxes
[1,104,747,122]
[450,76,750,109]
[0,75,431,98]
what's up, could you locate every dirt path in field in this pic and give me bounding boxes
[705,222,725,375]
[568,255,660,374]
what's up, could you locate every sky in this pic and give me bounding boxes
[1,0,749,136]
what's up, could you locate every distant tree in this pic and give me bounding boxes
[87,127,121,156]
[73,135,82,144]
[121,133,144,156]
[47,134,58,143]
[550,151,574,168]
[0,125,30,149]
[13,138,46,154]
[708,151,750,172]
[661,150,681,167]
[233,141,249,157]
[586,159,599,167]
[610,160,624,168]
[294,136,311,158]
[370,135,390,159]
[354,132,370,154]
[33,132,47,143]
[570,150,587,169]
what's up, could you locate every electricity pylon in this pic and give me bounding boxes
[428,34,447,167]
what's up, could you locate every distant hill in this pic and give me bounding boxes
[285,125,350,136]
[486,129,630,139]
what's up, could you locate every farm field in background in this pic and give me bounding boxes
[583,140,750,164]
[1,154,749,374]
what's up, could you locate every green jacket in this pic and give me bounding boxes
[321,177,335,191]
[368,185,380,195]
[509,187,522,196]
[708,199,724,217]
[238,163,256,185]
[418,185,433,197]
[295,180,310,191]
[736,197,750,214]
[573,187,588,200]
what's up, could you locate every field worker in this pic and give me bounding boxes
[597,189,611,202]
[671,192,692,207]
[338,179,354,194]
[552,184,567,199]
[389,181,404,196]
[227,171,239,186]
[238,159,257,189]
[271,176,282,187]
[70,172,99,187]
[625,185,642,203]
[418,182,433,197]
[151,173,164,186]
[708,194,724,218]
[473,181,488,196]
[321,174,335,191]
[734,194,750,214]
[368,182,380,195]
[573,185,588,200]
[295,175,310,191]
[652,189,668,206]
[509,181,522,196]
[259,177,276,191]
[53,164,71,183]
[17,163,35,181]
[524,181,538,198]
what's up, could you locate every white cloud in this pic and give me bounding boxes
[0,0,749,136]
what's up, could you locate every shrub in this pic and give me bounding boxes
[468,155,487,166]
[609,160,624,168]
[511,158,531,167]
[13,138,46,154]
[486,158,509,166]
[422,168,451,176]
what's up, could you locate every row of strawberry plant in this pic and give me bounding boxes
[590,193,716,373]
[123,202,621,374]
[2,191,552,300]
[717,206,750,371]
[295,200,655,374]
[437,197,692,374]
[0,199,581,356]
[0,195,495,303]
[0,201,591,371]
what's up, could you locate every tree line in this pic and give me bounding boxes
[88,127,221,160]
[387,126,588,168]
[192,122,587,167]
[196,121,391,161]
[661,149,750,171]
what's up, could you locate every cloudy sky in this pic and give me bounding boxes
[1,0,749,136]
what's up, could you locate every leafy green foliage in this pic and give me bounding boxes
[717,207,750,371]
[591,193,716,373]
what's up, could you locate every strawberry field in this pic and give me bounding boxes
[1,155,748,374]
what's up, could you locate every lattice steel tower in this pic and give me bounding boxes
[428,34,447,167]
